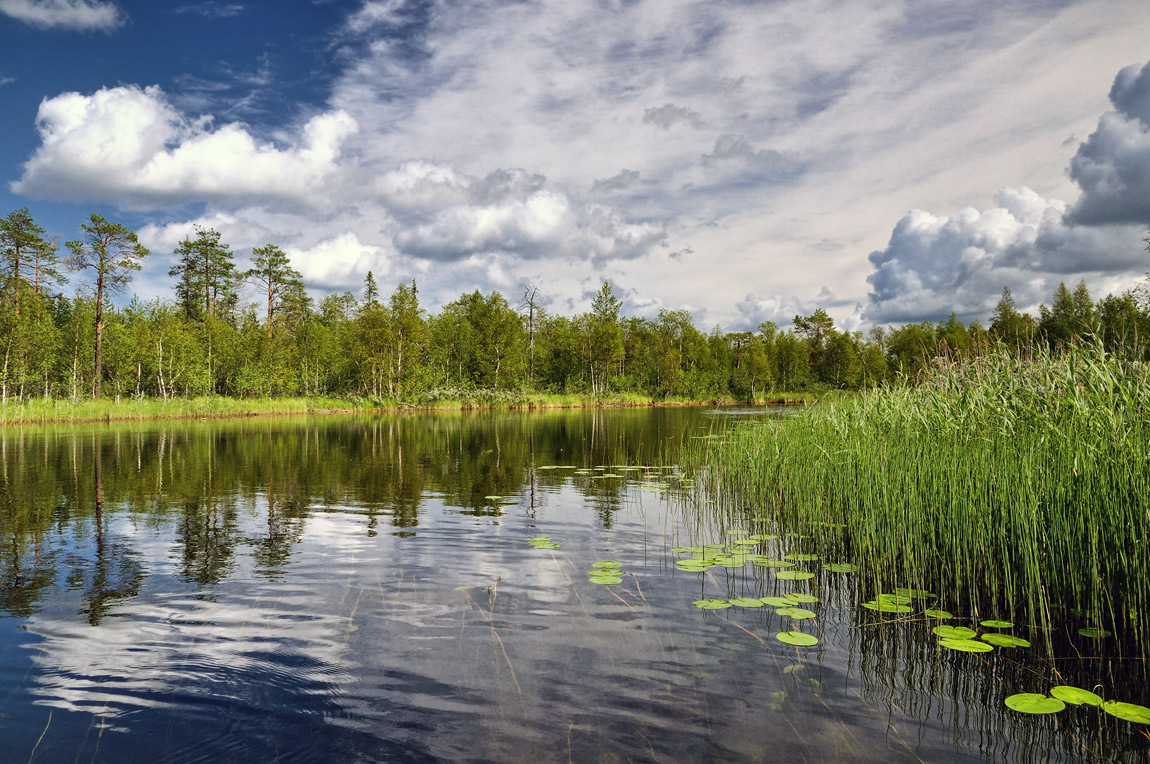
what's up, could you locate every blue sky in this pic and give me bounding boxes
[2,0,1150,331]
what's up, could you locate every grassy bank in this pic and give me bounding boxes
[0,390,816,424]
[698,344,1150,651]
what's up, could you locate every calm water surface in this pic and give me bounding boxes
[0,409,1139,762]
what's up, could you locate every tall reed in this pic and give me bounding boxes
[704,343,1150,653]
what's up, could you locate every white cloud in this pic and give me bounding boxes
[864,187,1145,324]
[288,233,388,290]
[13,85,358,209]
[0,0,121,30]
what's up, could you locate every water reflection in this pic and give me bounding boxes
[0,409,1143,762]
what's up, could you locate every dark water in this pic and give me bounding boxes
[0,409,1142,762]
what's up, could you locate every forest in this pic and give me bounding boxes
[1,208,1148,403]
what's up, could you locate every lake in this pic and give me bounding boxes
[0,408,1142,762]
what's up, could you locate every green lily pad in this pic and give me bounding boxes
[725,529,749,535]
[776,607,816,620]
[775,631,819,647]
[750,534,778,541]
[980,620,1013,629]
[484,495,503,500]
[528,541,560,549]
[751,559,794,568]
[1050,686,1103,707]
[933,625,977,639]
[775,571,815,581]
[783,593,818,604]
[1101,701,1150,724]
[1078,627,1112,639]
[823,563,856,573]
[693,599,732,610]
[862,601,912,613]
[729,597,765,608]
[785,553,819,562]
[588,574,623,585]
[923,609,954,619]
[876,593,913,605]
[760,596,793,607]
[981,634,1030,648]
[939,638,993,653]
[894,588,937,600]
[592,560,622,569]
[1005,693,1065,714]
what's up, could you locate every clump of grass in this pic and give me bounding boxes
[703,343,1150,653]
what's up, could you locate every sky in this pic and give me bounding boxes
[2,0,1150,332]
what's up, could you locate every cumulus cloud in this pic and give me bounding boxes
[865,187,1145,324]
[642,103,703,130]
[590,169,640,194]
[0,0,121,30]
[288,233,388,290]
[1067,60,1150,226]
[13,85,358,209]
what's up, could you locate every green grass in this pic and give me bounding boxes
[698,343,1150,653]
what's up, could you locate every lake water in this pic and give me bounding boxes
[0,408,1143,762]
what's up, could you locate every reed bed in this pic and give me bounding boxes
[701,344,1150,654]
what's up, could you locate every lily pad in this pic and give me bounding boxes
[785,553,819,562]
[894,588,937,600]
[776,607,816,620]
[729,597,765,608]
[981,634,1030,648]
[775,571,815,581]
[775,631,819,647]
[1050,686,1103,707]
[592,560,623,569]
[862,601,913,614]
[783,593,818,604]
[823,563,856,573]
[693,599,732,610]
[1101,701,1150,724]
[1005,693,1065,714]
[923,609,954,619]
[933,625,977,639]
[1078,627,1112,639]
[939,638,993,653]
[876,593,913,605]
[760,596,793,607]
[484,495,503,500]
[751,559,795,568]
[980,620,1013,629]
[675,561,711,573]
[588,574,623,585]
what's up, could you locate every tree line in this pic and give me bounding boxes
[2,208,1149,402]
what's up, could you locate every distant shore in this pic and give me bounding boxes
[0,392,819,425]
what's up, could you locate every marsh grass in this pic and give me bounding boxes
[700,343,1150,656]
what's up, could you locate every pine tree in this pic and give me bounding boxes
[65,215,149,397]
[244,245,302,338]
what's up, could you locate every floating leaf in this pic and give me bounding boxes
[729,597,765,608]
[823,563,856,573]
[751,559,794,568]
[981,634,1030,648]
[775,631,819,647]
[1078,627,1112,639]
[732,539,759,546]
[782,663,804,674]
[785,553,819,562]
[1050,686,1103,707]
[675,562,711,573]
[693,599,732,610]
[933,625,977,639]
[1101,701,1150,724]
[750,534,778,541]
[1005,693,1065,714]
[939,638,993,653]
[776,607,816,620]
[783,593,818,604]
[876,593,912,605]
[484,495,503,500]
[981,620,1013,629]
[760,596,793,607]
[725,529,749,535]
[775,571,815,581]
[923,609,953,619]
[894,588,937,600]
[862,601,912,614]
[588,574,623,585]
[592,560,622,569]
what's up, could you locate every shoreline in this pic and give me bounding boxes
[0,394,818,426]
